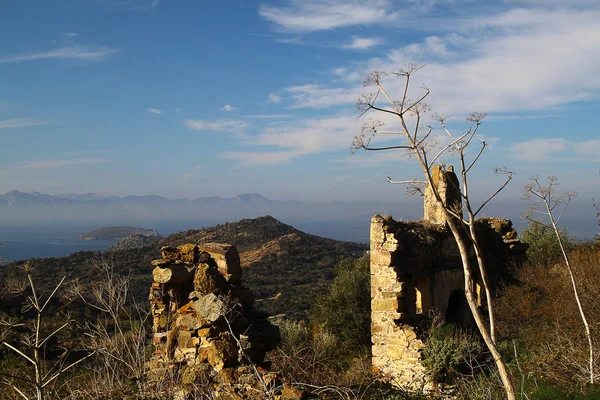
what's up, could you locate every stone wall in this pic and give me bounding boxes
[370,166,528,388]
[147,243,279,399]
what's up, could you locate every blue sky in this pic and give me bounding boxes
[1,0,599,210]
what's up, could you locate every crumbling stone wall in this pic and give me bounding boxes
[147,243,278,399]
[370,167,528,388]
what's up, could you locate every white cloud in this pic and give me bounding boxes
[220,150,300,165]
[267,93,282,103]
[341,36,383,50]
[507,138,600,162]
[184,119,248,133]
[0,44,119,64]
[284,84,361,109]
[218,114,402,165]
[221,104,239,112]
[270,7,600,114]
[259,0,401,32]
[244,113,295,119]
[0,118,50,129]
[572,140,600,158]
[147,108,162,114]
[333,151,413,168]
[0,158,105,175]
[507,138,568,161]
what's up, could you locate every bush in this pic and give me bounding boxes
[495,242,600,389]
[422,323,485,384]
[520,220,576,266]
[309,254,370,351]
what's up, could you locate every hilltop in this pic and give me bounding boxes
[107,233,160,251]
[77,226,159,240]
[0,216,366,318]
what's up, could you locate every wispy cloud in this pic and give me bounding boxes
[221,104,239,112]
[283,84,361,109]
[341,36,383,50]
[184,119,248,133]
[0,44,119,64]
[147,108,162,114]
[219,114,374,165]
[220,150,300,166]
[259,0,401,32]
[270,7,600,114]
[506,138,600,161]
[0,158,105,175]
[267,93,282,103]
[244,113,295,119]
[0,118,51,129]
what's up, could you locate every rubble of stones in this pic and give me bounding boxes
[147,243,296,399]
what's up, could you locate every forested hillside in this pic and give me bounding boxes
[0,216,366,319]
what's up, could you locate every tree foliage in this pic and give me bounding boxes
[309,255,371,351]
[520,220,575,266]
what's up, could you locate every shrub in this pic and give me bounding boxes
[520,220,576,266]
[422,323,485,384]
[309,254,370,351]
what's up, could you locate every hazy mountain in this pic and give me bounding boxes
[0,190,418,223]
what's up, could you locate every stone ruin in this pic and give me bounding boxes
[370,166,528,388]
[147,243,280,399]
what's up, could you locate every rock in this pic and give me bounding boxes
[177,330,194,348]
[197,327,215,338]
[207,337,238,371]
[180,363,212,385]
[161,246,180,261]
[178,244,199,263]
[192,293,227,322]
[194,263,227,295]
[199,243,242,283]
[153,262,195,284]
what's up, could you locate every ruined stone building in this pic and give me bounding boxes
[147,243,279,399]
[370,166,528,388]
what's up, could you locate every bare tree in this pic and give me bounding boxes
[0,262,94,400]
[352,65,517,399]
[523,176,595,384]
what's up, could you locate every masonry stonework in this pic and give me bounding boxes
[147,243,279,399]
[370,167,527,388]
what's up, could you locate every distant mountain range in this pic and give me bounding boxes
[0,190,419,223]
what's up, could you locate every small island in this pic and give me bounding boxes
[76,226,160,240]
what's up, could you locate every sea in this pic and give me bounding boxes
[0,219,371,264]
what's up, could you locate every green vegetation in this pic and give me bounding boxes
[520,220,576,266]
[0,216,366,320]
[309,255,371,350]
[2,216,599,399]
